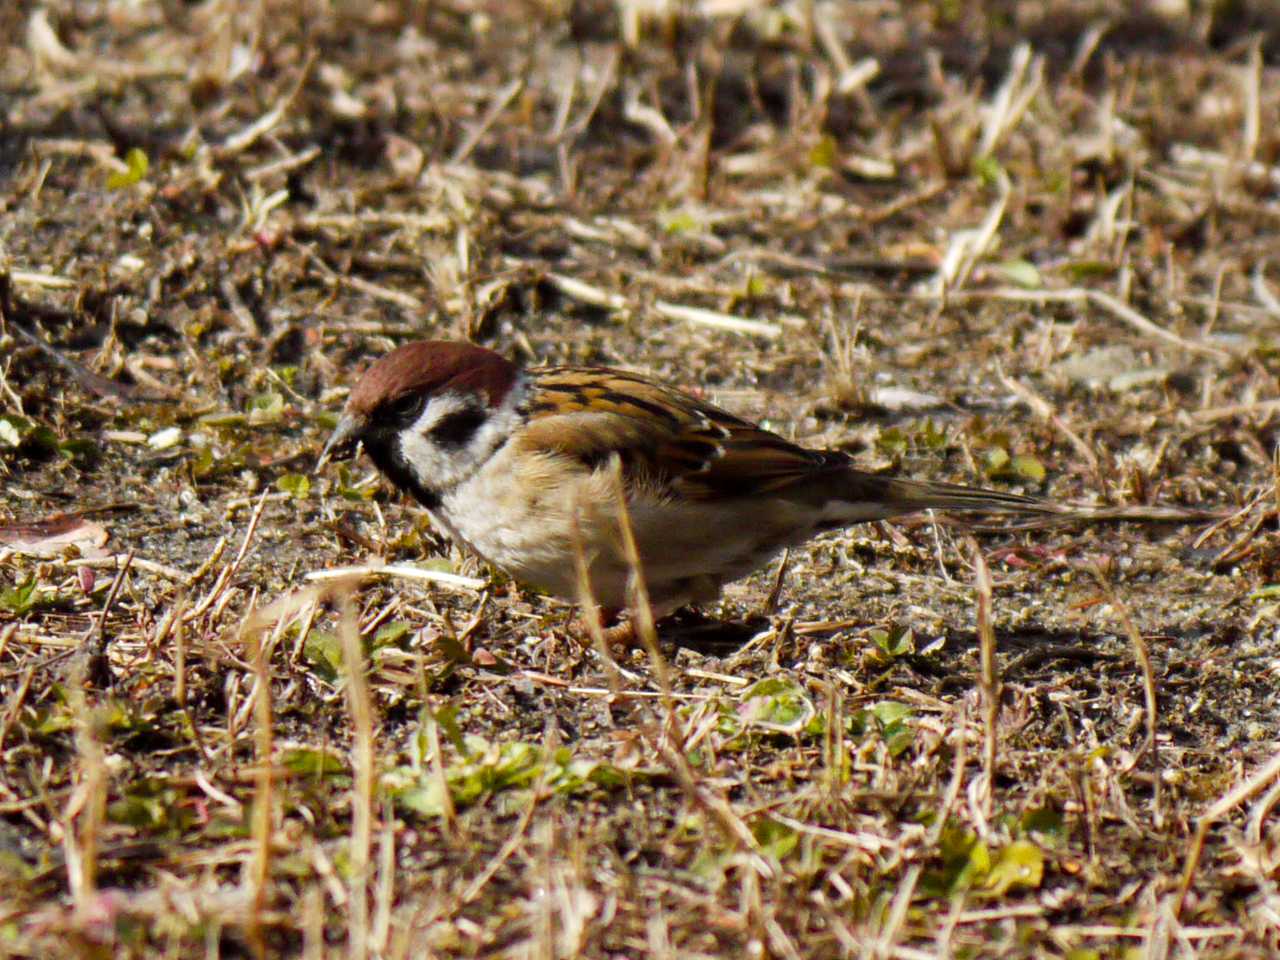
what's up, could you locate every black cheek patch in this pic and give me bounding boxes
[429,407,487,446]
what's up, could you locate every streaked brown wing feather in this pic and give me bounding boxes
[518,367,844,499]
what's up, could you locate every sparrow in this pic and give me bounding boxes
[318,340,1065,626]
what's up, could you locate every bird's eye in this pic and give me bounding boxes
[388,394,425,422]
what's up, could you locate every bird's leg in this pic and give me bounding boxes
[601,619,638,649]
[570,606,638,649]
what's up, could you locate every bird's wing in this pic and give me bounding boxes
[516,366,846,500]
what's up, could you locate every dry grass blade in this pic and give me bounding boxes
[1089,564,1161,814]
[653,300,782,338]
[942,287,1232,359]
[190,491,270,621]
[607,455,670,702]
[10,319,145,401]
[8,269,76,289]
[876,863,923,959]
[458,791,538,907]
[60,554,190,583]
[969,539,998,827]
[1188,398,1280,424]
[247,617,274,958]
[306,563,486,592]
[57,552,135,916]
[0,663,36,752]
[338,583,374,960]
[995,362,1103,484]
[545,273,629,312]
[570,488,625,690]
[1176,750,1280,918]
[214,52,314,157]
[236,586,329,955]
[421,694,457,835]
[978,43,1043,158]
[933,170,1009,295]
[1250,260,1280,319]
[452,78,524,164]
[64,660,107,917]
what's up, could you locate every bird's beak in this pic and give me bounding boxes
[316,412,361,473]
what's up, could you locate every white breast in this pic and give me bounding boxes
[435,441,812,615]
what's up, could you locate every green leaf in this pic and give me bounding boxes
[58,438,99,464]
[190,447,215,478]
[871,701,913,727]
[1061,260,1115,282]
[870,625,915,658]
[972,155,1005,187]
[29,705,75,736]
[393,713,645,818]
[303,630,342,681]
[276,472,311,499]
[662,211,702,235]
[881,719,915,757]
[689,843,734,882]
[432,705,467,754]
[924,825,1046,899]
[865,701,916,756]
[109,794,171,830]
[434,633,474,666]
[985,840,1044,895]
[738,678,818,735]
[0,577,42,615]
[246,391,285,424]
[993,258,1042,289]
[372,620,412,649]
[107,148,149,189]
[335,464,376,500]
[282,748,348,778]
[876,427,909,456]
[808,134,838,169]
[918,419,947,451]
[752,816,799,861]
[923,825,986,896]
[1021,806,1066,840]
[394,779,451,817]
[1012,454,1046,483]
[26,426,59,454]
[100,697,158,736]
[106,779,191,836]
[966,837,992,877]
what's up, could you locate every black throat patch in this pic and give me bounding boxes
[362,435,442,511]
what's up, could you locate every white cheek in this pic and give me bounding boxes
[395,383,527,494]
[397,394,476,490]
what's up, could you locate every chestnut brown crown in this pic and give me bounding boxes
[347,340,519,416]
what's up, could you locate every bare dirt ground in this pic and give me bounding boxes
[2,1,1280,957]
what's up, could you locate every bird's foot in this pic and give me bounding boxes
[569,607,642,651]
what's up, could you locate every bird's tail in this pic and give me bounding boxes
[817,466,1214,526]
[823,470,1068,523]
